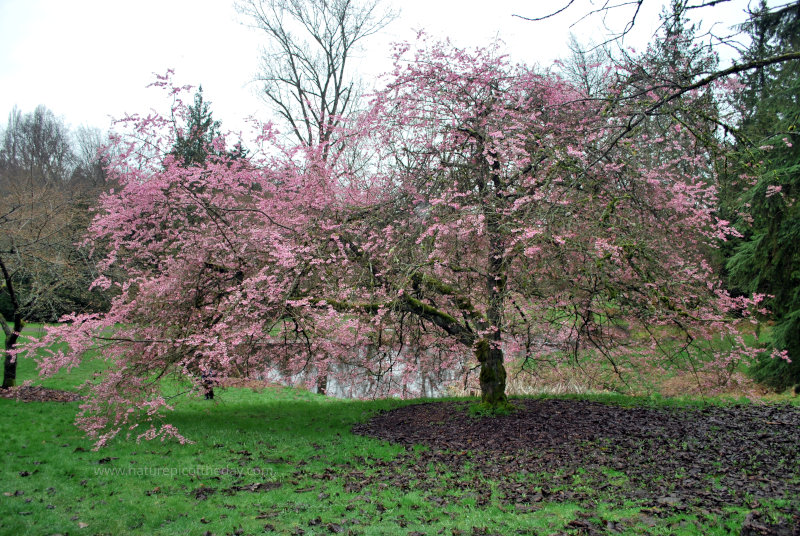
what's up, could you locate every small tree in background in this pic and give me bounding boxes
[169,87,246,167]
[238,0,394,394]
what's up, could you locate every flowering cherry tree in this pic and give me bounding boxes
[33,40,766,446]
[326,38,767,404]
[29,75,350,446]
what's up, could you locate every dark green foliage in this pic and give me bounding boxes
[0,292,12,321]
[169,87,246,167]
[725,1,800,390]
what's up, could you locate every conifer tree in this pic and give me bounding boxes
[169,87,246,167]
[726,1,800,390]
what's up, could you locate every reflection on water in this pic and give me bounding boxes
[324,363,461,399]
[258,348,468,399]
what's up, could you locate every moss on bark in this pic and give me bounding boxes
[475,338,507,406]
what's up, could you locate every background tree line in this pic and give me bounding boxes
[0,106,109,319]
[0,106,111,386]
[722,0,800,390]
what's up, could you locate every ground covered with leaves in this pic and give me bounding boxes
[0,386,83,403]
[4,348,800,536]
[351,398,800,535]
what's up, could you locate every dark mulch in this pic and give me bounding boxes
[350,398,800,533]
[0,385,83,402]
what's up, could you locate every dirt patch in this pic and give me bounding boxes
[350,399,800,531]
[0,385,83,403]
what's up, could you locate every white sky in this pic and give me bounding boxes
[0,0,757,136]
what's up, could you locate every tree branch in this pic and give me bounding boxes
[512,0,576,22]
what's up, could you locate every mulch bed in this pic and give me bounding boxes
[351,399,800,534]
[0,385,83,402]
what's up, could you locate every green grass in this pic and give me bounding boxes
[2,325,109,391]
[1,337,796,535]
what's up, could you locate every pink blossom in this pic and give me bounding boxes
[766,185,782,198]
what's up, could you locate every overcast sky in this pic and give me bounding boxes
[0,0,757,136]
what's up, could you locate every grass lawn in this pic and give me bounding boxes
[1,331,797,535]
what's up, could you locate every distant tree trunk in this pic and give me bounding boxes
[316,375,327,395]
[1,257,22,389]
[3,331,19,388]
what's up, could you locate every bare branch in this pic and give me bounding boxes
[684,0,732,10]
[589,51,800,168]
[511,0,576,22]
[238,0,395,157]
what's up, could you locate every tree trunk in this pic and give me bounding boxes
[316,374,327,395]
[3,331,19,388]
[1,257,24,388]
[476,338,507,405]
[480,191,508,406]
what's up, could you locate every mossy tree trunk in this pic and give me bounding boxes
[476,338,507,405]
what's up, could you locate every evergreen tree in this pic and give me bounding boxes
[614,0,720,170]
[169,87,246,167]
[726,1,800,390]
